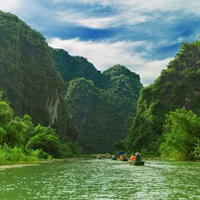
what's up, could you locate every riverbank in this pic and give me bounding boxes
[0,158,86,170]
[0,163,39,170]
[0,158,64,170]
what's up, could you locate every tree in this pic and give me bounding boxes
[0,101,14,124]
[4,115,34,147]
[26,125,60,157]
[0,97,14,145]
[159,107,200,160]
[0,127,7,144]
[114,140,126,151]
[4,117,26,147]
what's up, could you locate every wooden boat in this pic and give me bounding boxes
[134,161,145,165]
[97,155,102,159]
[120,158,128,161]
[130,161,145,165]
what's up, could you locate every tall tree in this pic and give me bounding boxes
[160,107,200,160]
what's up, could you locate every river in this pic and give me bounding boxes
[0,159,199,199]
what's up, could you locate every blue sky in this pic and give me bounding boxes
[1,0,200,85]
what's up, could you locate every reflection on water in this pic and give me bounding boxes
[0,159,200,199]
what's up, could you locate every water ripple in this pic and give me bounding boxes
[0,159,199,199]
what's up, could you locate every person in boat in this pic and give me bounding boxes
[111,155,117,160]
[130,154,136,162]
[119,154,124,160]
[97,155,102,159]
[135,152,142,162]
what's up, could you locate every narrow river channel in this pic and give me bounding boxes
[0,159,199,199]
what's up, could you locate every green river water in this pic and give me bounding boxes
[0,159,199,200]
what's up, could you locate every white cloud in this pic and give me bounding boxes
[78,17,117,29]
[54,2,151,29]
[86,0,200,14]
[48,37,145,69]
[0,0,198,86]
[0,0,43,22]
[0,0,23,13]
[136,57,172,86]
[56,10,118,29]
[48,37,170,85]
[53,0,200,31]
[51,0,200,15]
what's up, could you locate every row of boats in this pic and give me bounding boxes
[112,155,145,165]
[97,153,145,165]
[118,151,144,165]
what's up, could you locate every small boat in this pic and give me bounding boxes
[97,155,102,159]
[134,161,145,165]
[130,161,145,165]
[111,155,117,160]
[120,158,128,161]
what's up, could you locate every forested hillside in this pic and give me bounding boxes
[0,11,77,145]
[1,10,199,159]
[126,40,200,160]
[52,49,104,89]
[0,11,58,124]
[53,49,143,153]
[0,11,142,155]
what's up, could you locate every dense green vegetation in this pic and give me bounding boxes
[1,10,199,161]
[53,49,143,153]
[0,91,82,163]
[65,65,142,153]
[0,11,77,142]
[0,11,60,123]
[0,11,83,162]
[126,40,200,160]
[52,49,104,89]
[0,11,142,158]
[160,107,200,160]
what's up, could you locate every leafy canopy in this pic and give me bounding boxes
[160,107,200,160]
